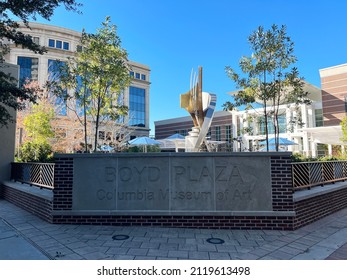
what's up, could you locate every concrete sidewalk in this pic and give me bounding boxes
[1,199,347,260]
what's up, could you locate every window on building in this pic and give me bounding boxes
[129,86,146,127]
[180,130,188,136]
[63,42,69,50]
[48,59,67,116]
[76,45,83,52]
[225,125,232,143]
[56,40,62,49]
[135,72,140,79]
[129,71,134,78]
[315,109,323,127]
[207,128,211,139]
[48,39,55,47]
[258,115,286,134]
[215,126,221,141]
[17,56,39,86]
[48,39,70,50]
[98,131,105,140]
[106,132,112,141]
[55,127,67,139]
[141,74,146,80]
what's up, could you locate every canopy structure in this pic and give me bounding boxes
[166,133,185,140]
[128,136,161,153]
[97,145,114,152]
[300,126,344,145]
[259,137,297,146]
[157,134,185,152]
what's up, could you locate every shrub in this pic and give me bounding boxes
[18,141,53,162]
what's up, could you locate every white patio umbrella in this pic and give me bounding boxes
[166,133,185,140]
[164,133,185,152]
[259,137,297,146]
[128,136,161,152]
[97,144,114,153]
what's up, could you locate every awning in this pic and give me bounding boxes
[300,126,344,145]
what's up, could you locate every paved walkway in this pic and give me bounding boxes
[1,199,347,260]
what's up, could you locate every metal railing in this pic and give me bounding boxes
[11,162,55,189]
[292,160,347,191]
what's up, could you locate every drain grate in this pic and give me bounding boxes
[206,237,225,244]
[112,234,130,241]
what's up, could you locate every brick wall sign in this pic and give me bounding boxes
[72,154,272,214]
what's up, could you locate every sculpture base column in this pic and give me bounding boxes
[185,127,200,152]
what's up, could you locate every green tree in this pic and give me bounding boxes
[50,17,131,152]
[23,103,54,143]
[19,101,54,162]
[224,24,310,151]
[341,116,347,143]
[0,0,81,127]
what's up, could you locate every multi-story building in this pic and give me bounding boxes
[4,22,150,152]
[229,82,323,155]
[155,111,234,152]
[320,63,347,126]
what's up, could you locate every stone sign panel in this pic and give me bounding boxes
[116,157,169,210]
[72,154,272,213]
[170,157,215,211]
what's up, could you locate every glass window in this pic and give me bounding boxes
[130,71,134,78]
[258,115,286,134]
[141,74,146,80]
[180,130,188,136]
[135,72,140,79]
[207,128,211,139]
[225,125,232,143]
[76,45,83,52]
[129,86,146,127]
[55,128,67,139]
[56,40,62,49]
[48,59,67,116]
[17,56,39,86]
[48,39,55,47]
[315,109,323,127]
[98,131,105,140]
[215,126,221,141]
[106,132,112,141]
[63,42,69,50]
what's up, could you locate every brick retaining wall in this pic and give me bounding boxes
[2,152,347,230]
[0,183,52,222]
[294,185,347,229]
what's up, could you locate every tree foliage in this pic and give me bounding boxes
[18,141,52,162]
[0,0,81,127]
[49,16,131,152]
[18,100,54,162]
[224,24,310,151]
[23,102,54,143]
[341,116,347,143]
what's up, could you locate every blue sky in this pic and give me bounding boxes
[33,0,347,134]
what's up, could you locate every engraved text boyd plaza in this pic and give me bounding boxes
[73,155,272,212]
[99,164,253,202]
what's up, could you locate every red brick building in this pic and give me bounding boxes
[319,63,347,126]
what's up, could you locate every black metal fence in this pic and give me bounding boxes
[11,162,55,189]
[292,161,347,191]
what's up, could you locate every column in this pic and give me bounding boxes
[328,144,333,156]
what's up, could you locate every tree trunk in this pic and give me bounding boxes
[83,94,88,152]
